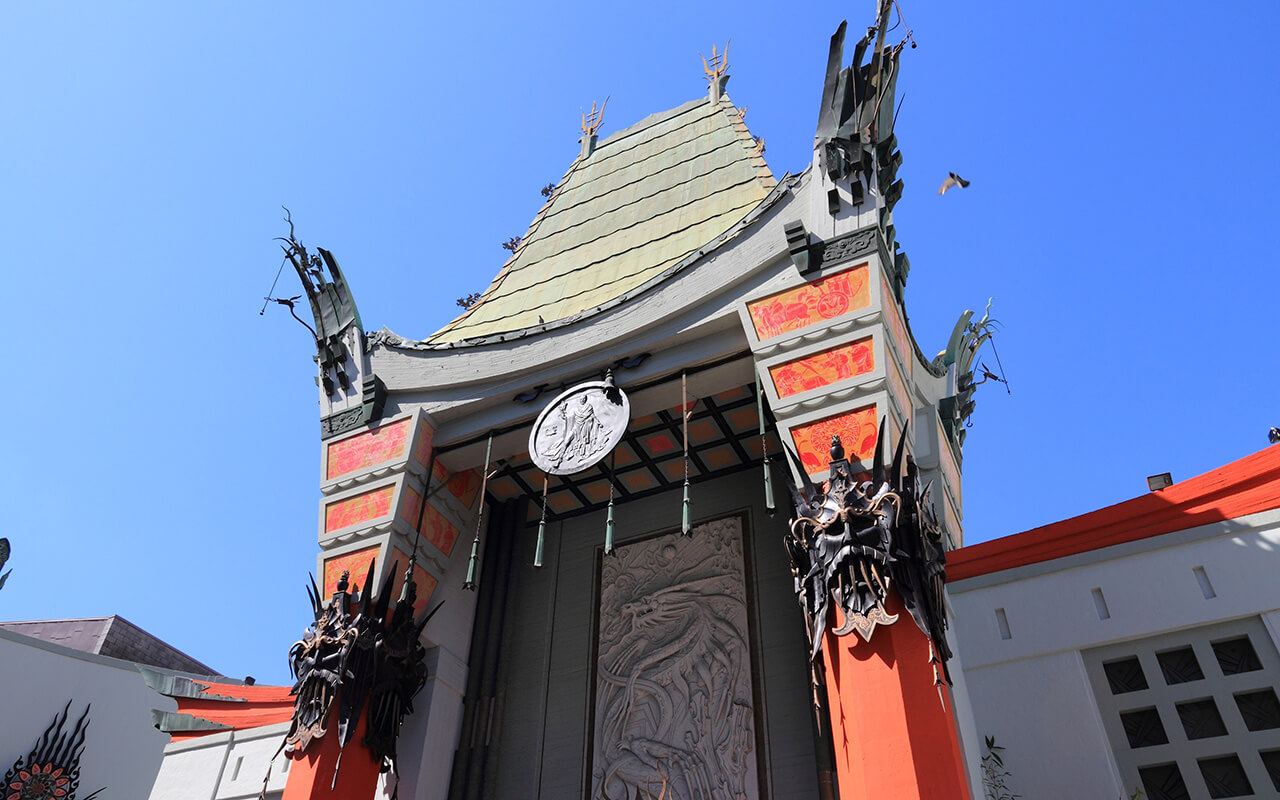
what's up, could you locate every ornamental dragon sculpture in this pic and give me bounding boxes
[264,560,439,798]
[784,420,951,692]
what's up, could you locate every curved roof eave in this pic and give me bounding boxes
[374,175,795,352]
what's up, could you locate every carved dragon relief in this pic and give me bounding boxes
[592,518,758,800]
[785,420,952,691]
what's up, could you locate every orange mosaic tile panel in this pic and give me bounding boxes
[326,419,410,481]
[748,263,870,340]
[400,486,462,558]
[881,276,913,380]
[769,337,874,399]
[431,461,482,510]
[886,351,912,416]
[413,419,436,470]
[790,405,879,475]
[388,547,437,617]
[323,545,379,597]
[324,485,396,532]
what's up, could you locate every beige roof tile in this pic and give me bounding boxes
[424,95,775,344]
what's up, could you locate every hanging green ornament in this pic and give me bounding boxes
[534,473,548,568]
[463,432,494,591]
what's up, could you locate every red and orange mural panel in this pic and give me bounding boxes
[413,419,435,471]
[880,276,913,381]
[322,545,379,597]
[770,337,875,398]
[790,405,879,475]
[747,264,870,340]
[388,548,437,617]
[435,463,481,510]
[326,419,410,480]
[885,351,912,417]
[324,485,396,533]
[401,486,462,558]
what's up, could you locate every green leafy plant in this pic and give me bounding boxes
[981,735,1019,800]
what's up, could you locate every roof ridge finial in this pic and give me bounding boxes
[702,41,730,103]
[580,97,609,158]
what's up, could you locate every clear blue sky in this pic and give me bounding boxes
[2,1,1278,684]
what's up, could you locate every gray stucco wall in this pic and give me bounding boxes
[482,469,819,799]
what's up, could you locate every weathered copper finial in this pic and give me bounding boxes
[702,41,730,102]
[580,97,609,158]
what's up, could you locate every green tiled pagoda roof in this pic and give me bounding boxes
[424,95,775,345]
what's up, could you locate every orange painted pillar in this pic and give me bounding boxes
[281,702,382,800]
[822,593,971,800]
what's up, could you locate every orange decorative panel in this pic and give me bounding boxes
[401,486,462,558]
[413,419,436,470]
[323,545,379,597]
[748,264,870,340]
[388,548,437,617]
[880,277,913,380]
[886,352,912,416]
[326,419,410,480]
[770,338,875,398]
[324,485,396,532]
[790,405,879,475]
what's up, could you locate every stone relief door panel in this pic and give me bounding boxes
[590,515,762,800]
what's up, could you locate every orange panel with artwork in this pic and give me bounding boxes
[324,485,396,533]
[747,264,870,340]
[880,276,913,381]
[325,419,411,481]
[400,486,462,559]
[432,461,481,510]
[790,405,879,475]
[387,547,438,617]
[770,337,875,398]
[322,545,380,598]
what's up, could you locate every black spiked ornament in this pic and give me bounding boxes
[784,420,953,693]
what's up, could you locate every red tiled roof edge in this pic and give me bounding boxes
[946,445,1280,583]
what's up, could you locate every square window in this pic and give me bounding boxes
[1139,763,1190,800]
[1157,647,1204,685]
[1261,749,1280,792]
[1175,699,1228,740]
[1121,707,1169,748]
[1197,755,1253,798]
[1212,637,1262,675]
[1104,656,1149,694]
[1234,688,1280,732]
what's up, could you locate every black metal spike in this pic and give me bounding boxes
[361,558,378,617]
[375,561,397,622]
[415,600,446,636]
[309,573,323,615]
[782,440,816,498]
[890,424,908,490]
[872,417,888,486]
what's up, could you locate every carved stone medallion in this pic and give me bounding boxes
[529,377,630,476]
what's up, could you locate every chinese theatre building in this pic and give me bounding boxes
[153,13,1000,800]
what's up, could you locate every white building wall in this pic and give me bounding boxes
[149,721,291,800]
[949,508,1280,799]
[0,627,176,800]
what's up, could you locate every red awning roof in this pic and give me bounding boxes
[947,445,1280,582]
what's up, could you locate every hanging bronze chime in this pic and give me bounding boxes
[462,432,494,590]
[534,473,548,568]
[756,370,776,516]
[681,371,692,535]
